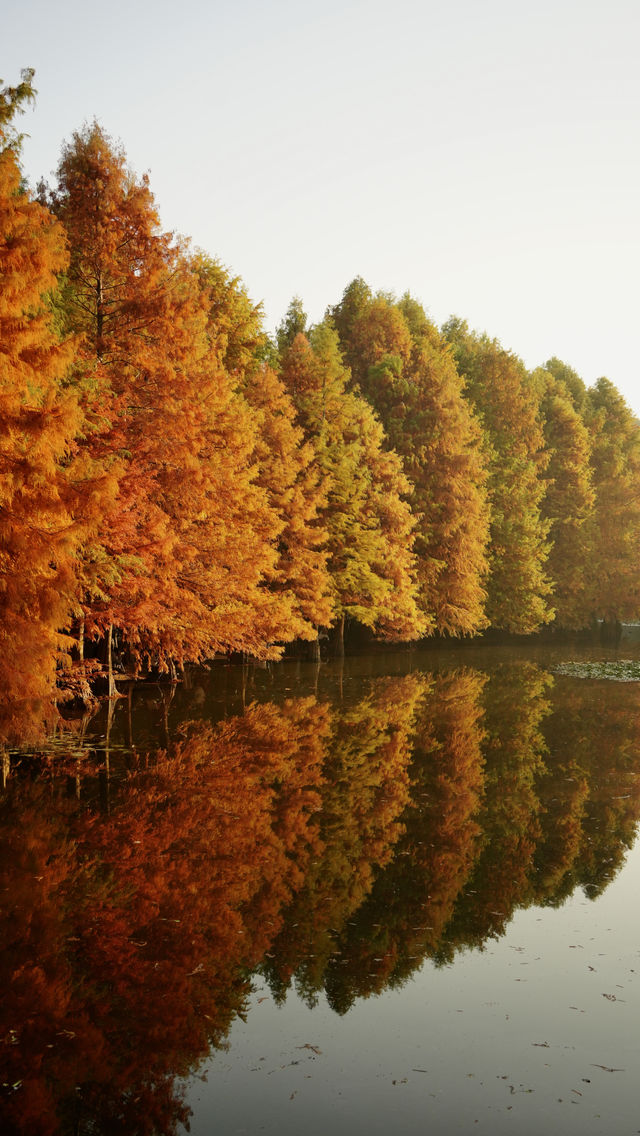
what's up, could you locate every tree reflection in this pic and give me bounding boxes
[312,668,487,1011]
[262,673,427,1006]
[3,659,640,1132]
[444,662,552,950]
[536,676,640,902]
[0,697,328,1136]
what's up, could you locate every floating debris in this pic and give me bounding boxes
[554,660,640,682]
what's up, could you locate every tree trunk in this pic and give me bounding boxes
[106,623,117,700]
[160,683,176,747]
[309,633,320,662]
[100,697,114,815]
[126,684,133,752]
[334,614,345,657]
[336,654,344,701]
[78,616,85,663]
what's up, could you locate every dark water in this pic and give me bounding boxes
[2,642,640,1135]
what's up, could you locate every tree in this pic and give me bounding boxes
[0,67,36,151]
[354,291,490,635]
[193,257,333,651]
[583,377,640,624]
[532,367,595,629]
[243,362,333,643]
[0,71,86,738]
[543,356,589,415]
[280,326,424,647]
[49,124,288,671]
[276,294,308,356]
[190,251,267,375]
[444,319,554,633]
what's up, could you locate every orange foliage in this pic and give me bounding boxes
[243,364,333,638]
[49,125,288,666]
[0,132,87,740]
[0,696,329,1134]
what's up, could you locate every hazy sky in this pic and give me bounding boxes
[5,0,640,413]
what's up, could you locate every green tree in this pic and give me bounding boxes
[329,282,490,635]
[280,326,424,648]
[276,295,308,355]
[444,319,553,633]
[361,297,490,635]
[543,356,589,414]
[532,367,595,629]
[583,377,640,624]
[243,362,333,645]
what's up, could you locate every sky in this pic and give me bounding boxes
[5,0,640,414]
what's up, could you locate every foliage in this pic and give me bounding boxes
[0,109,85,739]
[279,326,424,641]
[583,377,640,622]
[532,366,595,628]
[444,319,554,633]
[333,283,491,635]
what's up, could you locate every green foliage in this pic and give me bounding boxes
[0,67,36,153]
[279,326,424,640]
[583,377,640,621]
[534,366,595,629]
[276,295,308,356]
[330,287,490,635]
[444,319,554,633]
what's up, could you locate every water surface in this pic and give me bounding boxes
[2,642,640,1134]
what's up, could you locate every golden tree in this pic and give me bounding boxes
[0,71,86,738]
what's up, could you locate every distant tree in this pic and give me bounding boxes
[0,66,36,151]
[280,326,424,648]
[48,124,287,673]
[444,319,554,633]
[194,258,333,651]
[543,356,589,414]
[276,295,308,355]
[327,279,411,387]
[243,363,333,645]
[330,283,490,635]
[191,251,267,375]
[583,377,640,624]
[532,367,595,629]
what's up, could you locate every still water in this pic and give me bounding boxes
[2,643,640,1135]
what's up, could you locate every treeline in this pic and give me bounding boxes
[3,70,640,716]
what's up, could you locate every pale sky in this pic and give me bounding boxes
[5,0,640,415]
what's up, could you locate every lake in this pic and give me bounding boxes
[2,641,640,1135]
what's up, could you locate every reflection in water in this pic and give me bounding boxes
[2,656,640,1134]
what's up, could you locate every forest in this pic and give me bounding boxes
[3,69,640,734]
